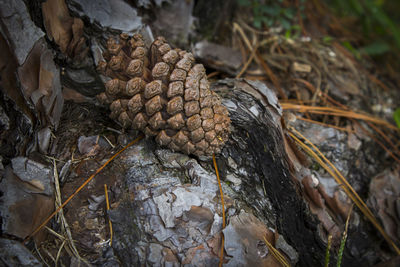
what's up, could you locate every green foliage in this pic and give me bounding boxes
[330,0,400,56]
[324,235,332,267]
[394,108,400,129]
[359,41,390,55]
[237,0,304,31]
[323,36,334,44]
[336,233,347,267]
[341,41,361,59]
[285,24,302,39]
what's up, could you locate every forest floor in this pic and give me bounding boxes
[1,1,400,266]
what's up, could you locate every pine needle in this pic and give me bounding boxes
[34,242,51,267]
[104,184,113,246]
[44,226,65,241]
[55,239,66,267]
[354,120,400,163]
[52,159,83,262]
[295,116,354,133]
[213,154,226,267]
[281,103,398,131]
[236,42,258,78]
[283,100,400,163]
[233,22,287,99]
[24,134,143,243]
[263,236,290,267]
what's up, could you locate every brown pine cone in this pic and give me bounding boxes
[96,34,230,156]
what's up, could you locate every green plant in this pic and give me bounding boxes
[337,205,353,267]
[341,41,361,59]
[285,24,302,39]
[394,108,400,129]
[329,0,400,56]
[324,235,332,267]
[336,232,347,267]
[237,0,304,30]
[323,36,334,43]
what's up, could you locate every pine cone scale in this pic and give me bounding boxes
[97,34,230,156]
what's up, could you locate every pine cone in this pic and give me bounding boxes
[97,34,230,156]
